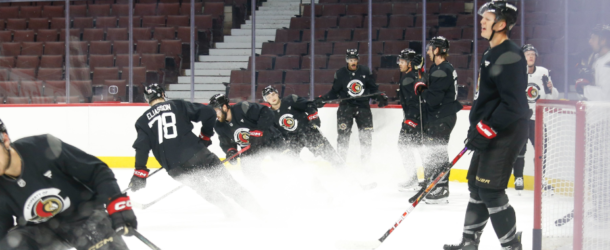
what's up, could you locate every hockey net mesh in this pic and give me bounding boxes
[539,101,610,250]
[582,102,610,249]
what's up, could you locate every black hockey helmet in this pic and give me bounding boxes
[478,0,518,38]
[346,48,359,61]
[427,36,450,55]
[397,48,423,70]
[592,24,610,39]
[144,83,165,104]
[262,85,278,102]
[209,93,229,109]
[522,44,538,56]
[0,119,7,143]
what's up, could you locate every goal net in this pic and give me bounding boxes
[534,100,610,250]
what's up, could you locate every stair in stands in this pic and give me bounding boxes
[168,0,304,103]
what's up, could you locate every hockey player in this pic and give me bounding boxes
[576,24,610,101]
[412,36,463,204]
[444,1,528,249]
[395,49,426,190]
[314,49,388,164]
[262,86,342,166]
[0,119,136,250]
[130,84,264,218]
[209,93,285,184]
[512,44,558,192]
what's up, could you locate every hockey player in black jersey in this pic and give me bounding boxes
[209,93,285,184]
[130,84,264,218]
[262,86,343,167]
[414,36,463,204]
[0,119,136,250]
[395,49,426,191]
[444,1,528,249]
[314,49,388,164]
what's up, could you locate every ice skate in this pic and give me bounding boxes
[424,186,449,204]
[443,231,481,250]
[514,177,524,195]
[501,231,522,250]
[397,176,419,192]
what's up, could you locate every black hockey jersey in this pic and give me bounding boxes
[132,99,217,171]
[215,102,281,153]
[271,94,319,136]
[322,65,379,108]
[0,135,121,239]
[398,70,423,122]
[470,40,529,131]
[422,61,463,121]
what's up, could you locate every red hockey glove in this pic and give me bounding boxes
[107,194,137,236]
[128,169,149,192]
[249,130,264,148]
[199,133,212,147]
[465,121,497,151]
[414,81,427,95]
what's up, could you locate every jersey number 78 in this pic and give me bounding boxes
[148,113,177,144]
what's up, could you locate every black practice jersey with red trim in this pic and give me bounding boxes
[322,65,379,107]
[215,102,281,153]
[271,95,319,136]
[0,135,121,239]
[132,99,217,170]
[398,70,422,122]
[470,39,529,131]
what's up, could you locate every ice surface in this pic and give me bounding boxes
[114,160,534,250]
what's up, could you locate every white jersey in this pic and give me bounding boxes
[584,52,610,101]
[527,66,559,120]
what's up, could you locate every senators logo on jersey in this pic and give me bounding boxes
[24,188,71,223]
[233,128,251,147]
[347,80,365,97]
[526,83,541,103]
[278,114,298,131]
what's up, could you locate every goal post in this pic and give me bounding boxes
[533,100,610,250]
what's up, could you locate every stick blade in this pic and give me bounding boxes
[335,239,381,250]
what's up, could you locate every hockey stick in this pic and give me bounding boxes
[337,147,468,250]
[132,228,162,250]
[555,210,574,226]
[132,146,252,210]
[122,168,164,193]
[321,92,385,104]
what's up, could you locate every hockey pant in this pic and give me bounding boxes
[422,114,457,188]
[513,119,536,178]
[398,121,423,182]
[286,126,344,168]
[336,105,373,163]
[168,147,265,217]
[0,209,129,250]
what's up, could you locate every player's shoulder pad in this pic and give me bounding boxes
[495,51,522,65]
[45,134,63,159]
[291,94,299,102]
[431,68,448,78]
[401,77,415,86]
[240,101,250,114]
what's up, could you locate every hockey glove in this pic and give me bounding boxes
[226,148,239,165]
[465,121,497,151]
[128,169,149,192]
[402,119,419,133]
[314,96,326,108]
[107,194,137,236]
[575,78,591,95]
[542,75,552,94]
[376,93,389,108]
[307,112,321,128]
[412,55,424,70]
[199,132,212,147]
[249,130,264,149]
[414,81,427,95]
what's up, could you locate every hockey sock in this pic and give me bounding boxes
[462,193,489,240]
[480,189,518,247]
[513,154,525,178]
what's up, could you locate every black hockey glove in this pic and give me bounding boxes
[128,169,149,192]
[199,132,212,147]
[314,96,326,108]
[107,194,137,236]
[465,121,497,151]
[226,148,239,165]
[307,111,321,128]
[249,130,264,149]
[542,75,551,94]
[376,93,389,108]
[412,55,424,71]
[414,81,427,95]
[401,119,420,134]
